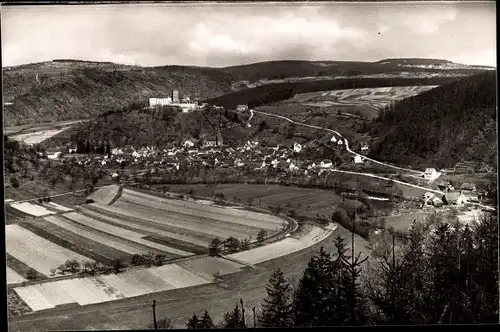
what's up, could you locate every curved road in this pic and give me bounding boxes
[252,109,424,175]
[250,109,444,196]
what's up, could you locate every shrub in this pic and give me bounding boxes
[10,177,20,188]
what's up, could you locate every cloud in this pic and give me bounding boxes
[400,6,458,35]
[1,3,495,67]
[184,7,370,66]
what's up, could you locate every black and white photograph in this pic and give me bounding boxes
[2,1,498,330]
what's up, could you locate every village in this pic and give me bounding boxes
[40,123,489,218]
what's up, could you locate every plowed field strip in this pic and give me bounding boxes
[142,236,207,255]
[6,224,92,276]
[5,205,33,219]
[123,189,283,229]
[78,207,200,252]
[119,196,266,236]
[128,188,284,225]
[88,185,120,205]
[83,204,212,246]
[61,212,189,257]
[6,253,47,280]
[103,200,246,240]
[21,220,129,265]
[7,266,27,285]
[45,215,151,256]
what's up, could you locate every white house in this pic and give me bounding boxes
[330,136,337,143]
[48,151,62,160]
[293,142,302,153]
[354,155,364,164]
[320,160,333,168]
[444,191,468,205]
[183,140,195,149]
[112,172,119,179]
[289,163,299,172]
[424,168,438,179]
[337,140,343,145]
[236,104,249,112]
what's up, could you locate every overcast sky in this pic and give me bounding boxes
[1,2,496,68]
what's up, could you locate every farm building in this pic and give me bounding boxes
[443,191,468,205]
[330,136,337,143]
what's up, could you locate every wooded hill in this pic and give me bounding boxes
[3,63,234,126]
[365,71,497,170]
[41,105,249,149]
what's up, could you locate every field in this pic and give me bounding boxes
[7,266,27,285]
[10,219,336,314]
[6,224,93,276]
[87,185,121,205]
[6,186,290,294]
[11,256,245,313]
[8,222,370,331]
[9,202,57,217]
[162,183,366,221]
[10,126,72,145]
[227,224,336,265]
[287,85,439,118]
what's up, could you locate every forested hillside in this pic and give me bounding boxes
[366,72,497,169]
[3,62,233,126]
[41,105,248,149]
[204,76,461,109]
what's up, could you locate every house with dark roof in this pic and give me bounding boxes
[443,191,467,205]
[203,132,223,148]
[437,181,454,192]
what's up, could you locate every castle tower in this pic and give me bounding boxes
[172,90,180,103]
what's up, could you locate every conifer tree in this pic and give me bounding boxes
[259,268,293,327]
[221,304,245,328]
[186,313,199,329]
[293,246,336,327]
[198,310,214,329]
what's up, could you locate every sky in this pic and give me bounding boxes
[1,2,496,68]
